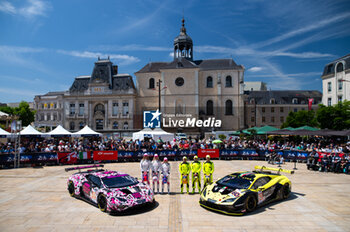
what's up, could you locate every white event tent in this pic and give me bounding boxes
[132,128,174,142]
[73,125,102,137]
[152,128,175,142]
[46,125,72,137]
[19,125,44,137]
[0,127,10,138]
[132,128,153,141]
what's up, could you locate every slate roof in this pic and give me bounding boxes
[322,53,350,76]
[69,75,135,92]
[245,90,322,105]
[136,57,243,73]
[69,59,135,93]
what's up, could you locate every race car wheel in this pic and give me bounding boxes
[245,195,257,212]
[98,195,107,212]
[68,181,75,197]
[282,184,290,199]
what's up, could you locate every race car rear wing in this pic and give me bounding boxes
[65,164,104,172]
[254,166,294,175]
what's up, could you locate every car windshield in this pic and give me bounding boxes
[101,174,138,188]
[217,174,254,189]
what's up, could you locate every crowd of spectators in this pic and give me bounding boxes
[1,136,350,174]
[1,136,349,154]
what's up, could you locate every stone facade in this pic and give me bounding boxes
[34,59,136,133]
[321,53,350,106]
[134,19,245,133]
[244,90,322,128]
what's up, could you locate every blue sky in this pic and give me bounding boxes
[0,0,350,103]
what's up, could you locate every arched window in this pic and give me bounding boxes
[69,122,75,131]
[79,122,84,129]
[113,121,118,129]
[123,122,129,130]
[270,98,275,104]
[149,78,155,89]
[94,104,105,115]
[225,76,232,87]
[336,63,344,72]
[206,100,214,115]
[225,100,233,115]
[292,98,298,104]
[207,76,213,88]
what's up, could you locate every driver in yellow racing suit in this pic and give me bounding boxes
[191,155,202,194]
[203,155,214,188]
[179,156,191,194]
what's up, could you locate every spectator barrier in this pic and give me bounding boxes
[0,149,327,167]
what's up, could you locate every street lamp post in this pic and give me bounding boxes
[157,79,162,111]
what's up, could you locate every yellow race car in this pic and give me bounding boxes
[199,166,294,215]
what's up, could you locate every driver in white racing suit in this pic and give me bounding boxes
[151,154,162,193]
[161,157,171,194]
[140,153,152,185]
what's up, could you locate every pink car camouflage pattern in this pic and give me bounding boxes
[67,168,154,213]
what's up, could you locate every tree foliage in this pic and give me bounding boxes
[316,101,350,130]
[0,101,35,127]
[281,110,318,129]
[281,101,350,130]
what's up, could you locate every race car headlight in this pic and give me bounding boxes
[202,187,207,197]
[222,198,235,203]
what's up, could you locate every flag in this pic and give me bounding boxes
[78,151,91,160]
[308,98,314,111]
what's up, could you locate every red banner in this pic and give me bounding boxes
[308,98,314,111]
[93,151,118,161]
[58,152,78,164]
[198,149,219,158]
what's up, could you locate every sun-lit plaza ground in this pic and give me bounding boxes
[0,160,349,232]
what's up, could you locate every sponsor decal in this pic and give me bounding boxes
[93,151,118,161]
[198,149,219,158]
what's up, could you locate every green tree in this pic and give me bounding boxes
[0,101,35,127]
[316,101,350,130]
[14,101,35,126]
[281,110,318,128]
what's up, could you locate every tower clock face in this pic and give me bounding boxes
[175,77,184,86]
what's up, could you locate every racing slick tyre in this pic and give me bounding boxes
[245,194,257,213]
[282,184,290,199]
[98,194,108,212]
[68,181,75,197]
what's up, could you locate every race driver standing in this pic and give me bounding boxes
[151,154,162,193]
[179,156,191,194]
[191,155,202,194]
[140,153,151,185]
[203,155,214,188]
[161,157,171,194]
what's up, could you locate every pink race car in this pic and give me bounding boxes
[66,165,155,214]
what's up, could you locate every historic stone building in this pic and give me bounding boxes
[34,58,136,134]
[244,90,322,128]
[134,18,245,133]
[321,53,350,106]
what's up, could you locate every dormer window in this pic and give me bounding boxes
[270,98,275,104]
[292,98,298,104]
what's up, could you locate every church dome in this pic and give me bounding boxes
[173,18,193,45]
[173,18,193,60]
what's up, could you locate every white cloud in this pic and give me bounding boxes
[0,1,16,14]
[0,0,50,18]
[248,67,263,72]
[57,50,140,66]
[169,52,174,58]
[253,12,350,49]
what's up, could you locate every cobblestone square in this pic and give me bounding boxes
[0,160,349,232]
